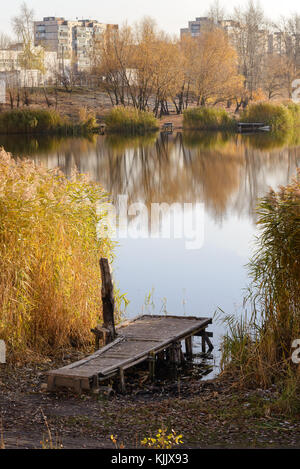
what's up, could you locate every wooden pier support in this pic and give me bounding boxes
[185,337,193,361]
[162,122,173,133]
[99,123,106,134]
[119,368,126,394]
[148,352,156,382]
[196,331,214,354]
[170,341,184,365]
[92,258,116,349]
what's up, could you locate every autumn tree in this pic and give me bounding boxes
[231,1,267,97]
[92,23,135,106]
[186,28,243,106]
[271,14,300,98]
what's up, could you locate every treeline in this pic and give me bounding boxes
[92,18,244,117]
[91,1,300,116]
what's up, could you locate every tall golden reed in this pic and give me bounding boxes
[0,149,116,363]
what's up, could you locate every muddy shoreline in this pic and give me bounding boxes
[1,355,299,449]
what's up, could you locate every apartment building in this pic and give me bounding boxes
[181,16,299,59]
[0,47,58,87]
[180,17,213,38]
[34,17,118,72]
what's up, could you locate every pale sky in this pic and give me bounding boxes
[0,0,300,38]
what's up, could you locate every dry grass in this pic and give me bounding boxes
[0,108,97,135]
[0,149,118,363]
[105,107,159,134]
[183,107,235,130]
[240,102,300,131]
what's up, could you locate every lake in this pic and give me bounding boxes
[1,131,299,372]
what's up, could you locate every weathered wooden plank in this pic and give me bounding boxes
[47,315,213,390]
[47,337,124,375]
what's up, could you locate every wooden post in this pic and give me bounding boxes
[195,330,214,354]
[202,335,206,354]
[74,378,82,394]
[170,341,183,365]
[149,352,156,382]
[100,258,116,344]
[204,333,214,352]
[47,375,56,392]
[185,337,193,361]
[92,374,99,390]
[119,368,126,394]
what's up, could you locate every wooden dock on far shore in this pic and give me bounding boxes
[237,122,270,133]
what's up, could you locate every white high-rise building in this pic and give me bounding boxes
[34,17,118,72]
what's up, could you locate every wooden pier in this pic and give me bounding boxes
[47,315,213,393]
[47,259,213,394]
[238,122,270,133]
[162,122,173,133]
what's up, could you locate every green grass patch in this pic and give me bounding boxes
[105,106,159,134]
[183,107,235,131]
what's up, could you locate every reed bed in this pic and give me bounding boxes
[221,171,300,413]
[0,149,118,363]
[183,107,235,130]
[105,107,159,134]
[0,109,97,135]
[240,102,300,131]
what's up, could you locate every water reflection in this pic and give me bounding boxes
[2,132,299,224]
[1,131,299,373]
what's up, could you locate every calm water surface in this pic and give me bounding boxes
[2,131,299,371]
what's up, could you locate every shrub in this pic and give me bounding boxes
[77,107,97,133]
[240,102,299,131]
[286,102,300,126]
[183,107,235,130]
[105,106,159,134]
[0,149,119,363]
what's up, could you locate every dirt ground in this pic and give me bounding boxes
[0,88,184,131]
[0,355,299,450]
